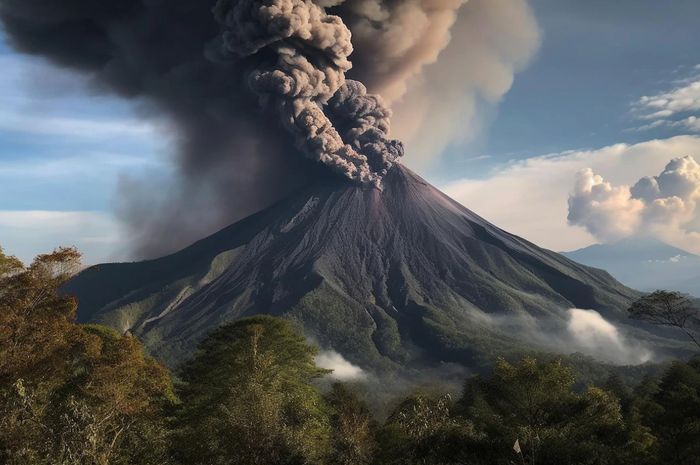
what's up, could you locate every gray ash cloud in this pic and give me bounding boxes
[0,0,478,256]
[211,0,403,185]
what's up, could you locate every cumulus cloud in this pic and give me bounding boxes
[567,169,644,242]
[315,350,367,381]
[568,155,700,249]
[443,135,700,253]
[567,308,652,365]
[678,115,700,132]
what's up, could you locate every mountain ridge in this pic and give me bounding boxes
[563,238,700,297]
[65,165,649,370]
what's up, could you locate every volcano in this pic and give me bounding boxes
[65,166,644,369]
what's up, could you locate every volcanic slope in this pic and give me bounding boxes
[65,165,645,369]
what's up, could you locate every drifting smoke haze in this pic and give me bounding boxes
[0,0,540,257]
[480,308,653,366]
[567,309,652,366]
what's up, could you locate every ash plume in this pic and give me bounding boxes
[0,0,538,257]
[211,0,403,185]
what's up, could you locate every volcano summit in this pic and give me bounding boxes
[65,166,650,370]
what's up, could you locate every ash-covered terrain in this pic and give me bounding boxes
[64,165,677,371]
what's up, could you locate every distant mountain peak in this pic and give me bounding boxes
[566,237,696,261]
[563,236,700,296]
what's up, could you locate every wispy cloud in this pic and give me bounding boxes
[0,43,168,231]
[0,110,161,139]
[637,81,700,118]
[0,151,161,179]
[0,55,163,140]
[634,74,700,133]
[0,210,126,264]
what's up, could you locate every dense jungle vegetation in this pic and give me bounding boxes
[1,248,699,465]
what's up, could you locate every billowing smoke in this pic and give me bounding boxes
[0,0,539,257]
[336,0,468,103]
[211,0,403,185]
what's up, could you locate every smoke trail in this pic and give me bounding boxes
[210,0,403,186]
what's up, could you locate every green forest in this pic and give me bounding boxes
[2,248,700,465]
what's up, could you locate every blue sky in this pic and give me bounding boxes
[431,0,700,181]
[0,35,170,262]
[1,0,700,263]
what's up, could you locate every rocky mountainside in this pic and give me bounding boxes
[65,166,652,370]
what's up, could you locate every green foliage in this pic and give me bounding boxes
[172,316,332,465]
[453,358,629,465]
[375,392,481,465]
[3,247,700,465]
[0,247,174,465]
[628,290,700,350]
[642,358,700,465]
[325,383,376,465]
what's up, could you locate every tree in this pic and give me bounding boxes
[0,247,82,381]
[628,290,700,349]
[375,392,480,465]
[0,247,174,465]
[602,374,657,465]
[641,358,700,465]
[172,316,332,465]
[457,357,632,465]
[325,383,376,465]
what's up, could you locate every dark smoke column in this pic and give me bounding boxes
[210,0,404,187]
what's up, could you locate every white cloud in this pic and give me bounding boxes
[567,309,652,365]
[567,169,644,241]
[0,151,160,179]
[679,115,700,132]
[0,53,163,139]
[568,155,700,250]
[0,110,160,139]
[637,81,700,118]
[634,78,700,133]
[441,135,700,252]
[0,211,126,265]
[315,350,367,381]
[648,254,684,264]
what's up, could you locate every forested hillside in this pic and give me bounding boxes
[3,248,700,465]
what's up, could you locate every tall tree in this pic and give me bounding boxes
[643,358,700,465]
[325,383,376,465]
[628,290,700,350]
[172,316,331,465]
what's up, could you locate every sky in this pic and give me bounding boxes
[1,0,700,264]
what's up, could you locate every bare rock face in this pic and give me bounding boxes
[65,165,640,369]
